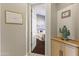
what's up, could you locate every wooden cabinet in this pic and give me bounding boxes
[64,44,78,56]
[52,39,62,56]
[51,37,79,56]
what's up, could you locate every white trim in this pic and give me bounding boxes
[26,4,29,56]
[45,4,51,56]
[0,4,1,56]
[28,4,32,55]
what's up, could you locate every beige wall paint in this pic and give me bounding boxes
[57,4,78,40]
[51,3,73,39]
[0,4,1,55]
[51,3,57,38]
[56,3,73,10]
[1,3,27,56]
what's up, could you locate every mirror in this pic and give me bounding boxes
[31,4,46,55]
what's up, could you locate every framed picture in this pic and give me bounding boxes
[6,11,23,24]
[61,10,71,19]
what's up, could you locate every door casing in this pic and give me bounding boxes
[28,3,51,56]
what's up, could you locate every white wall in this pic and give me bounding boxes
[37,15,45,33]
[57,4,78,40]
[31,5,38,51]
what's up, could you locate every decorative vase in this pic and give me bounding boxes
[59,25,70,41]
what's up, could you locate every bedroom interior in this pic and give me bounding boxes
[31,4,46,55]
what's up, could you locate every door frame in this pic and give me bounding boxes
[0,4,1,56]
[28,3,51,56]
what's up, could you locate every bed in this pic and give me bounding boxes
[32,39,45,55]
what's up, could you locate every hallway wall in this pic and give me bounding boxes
[1,3,27,56]
[0,4,1,55]
[51,3,57,38]
[51,3,73,39]
[57,4,77,39]
[56,3,73,10]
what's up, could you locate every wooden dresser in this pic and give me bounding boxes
[51,37,79,56]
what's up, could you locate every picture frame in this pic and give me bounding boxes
[5,11,23,24]
[61,10,71,19]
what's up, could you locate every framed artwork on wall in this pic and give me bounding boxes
[61,10,71,19]
[5,11,23,24]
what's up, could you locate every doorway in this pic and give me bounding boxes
[31,4,46,55]
[28,3,51,56]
